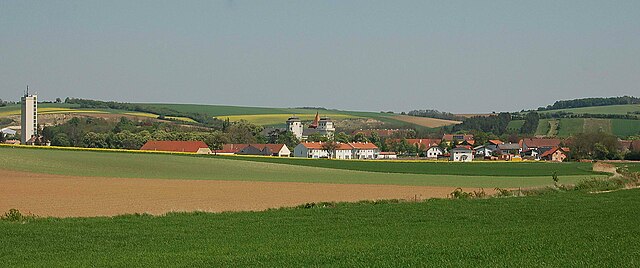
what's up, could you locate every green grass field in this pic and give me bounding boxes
[534,117,640,138]
[2,189,638,266]
[540,104,640,115]
[222,155,598,177]
[0,146,603,188]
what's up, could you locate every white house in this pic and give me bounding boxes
[349,142,379,159]
[426,146,444,159]
[450,146,473,162]
[334,143,354,159]
[294,142,329,158]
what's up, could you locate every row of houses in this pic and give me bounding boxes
[293,141,380,159]
[137,136,640,162]
[397,137,571,162]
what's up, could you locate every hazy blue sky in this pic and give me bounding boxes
[1,1,639,113]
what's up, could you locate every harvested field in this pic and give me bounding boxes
[392,115,461,128]
[0,170,491,218]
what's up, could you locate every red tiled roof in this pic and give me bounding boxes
[348,142,379,150]
[141,141,209,153]
[264,144,286,152]
[216,144,250,153]
[298,142,325,149]
[540,147,569,158]
[488,140,504,145]
[379,152,397,155]
[520,138,562,148]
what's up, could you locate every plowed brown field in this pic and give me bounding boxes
[0,170,493,218]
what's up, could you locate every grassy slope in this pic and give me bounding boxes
[0,147,601,188]
[540,104,640,115]
[2,189,638,266]
[612,119,640,137]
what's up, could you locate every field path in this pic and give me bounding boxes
[0,170,493,218]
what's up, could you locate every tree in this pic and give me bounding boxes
[55,98,62,103]
[520,112,540,134]
[306,132,328,142]
[83,132,108,148]
[0,133,5,143]
[51,133,71,147]
[334,132,350,143]
[205,131,230,150]
[352,133,369,143]
[570,132,620,160]
[226,120,263,144]
[321,141,339,159]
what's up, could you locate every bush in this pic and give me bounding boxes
[1,209,36,222]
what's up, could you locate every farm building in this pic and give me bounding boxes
[450,146,473,162]
[349,142,380,159]
[238,144,291,157]
[140,141,212,154]
[540,147,570,162]
[213,144,250,155]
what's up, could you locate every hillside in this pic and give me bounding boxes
[0,102,459,130]
[539,104,640,115]
[508,117,640,138]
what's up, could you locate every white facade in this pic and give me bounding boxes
[286,117,303,140]
[21,94,37,144]
[353,148,376,159]
[377,153,397,159]
[450,149,473,162]
[426,147,443,159]
[293,143,329,158]
[334,149,353,159]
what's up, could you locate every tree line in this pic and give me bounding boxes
[537,96,640,111]
[405,109,466,121]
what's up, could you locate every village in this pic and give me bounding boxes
[138,115,639,162]
[3,93,640,163]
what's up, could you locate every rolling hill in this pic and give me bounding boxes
[0,102,460,129]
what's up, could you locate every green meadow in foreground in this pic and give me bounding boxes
[1,189,638,267]
[0,146,603,188]
[221,155,598,176]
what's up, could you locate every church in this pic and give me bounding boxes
[286,112,335,141]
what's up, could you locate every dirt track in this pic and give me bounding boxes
[0,170,490,218]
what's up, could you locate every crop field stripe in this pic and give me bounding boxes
[220,155,599,177]
[1,189,639,266]
[0,146,603,188]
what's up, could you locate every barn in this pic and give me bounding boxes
[140,141,212,154]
